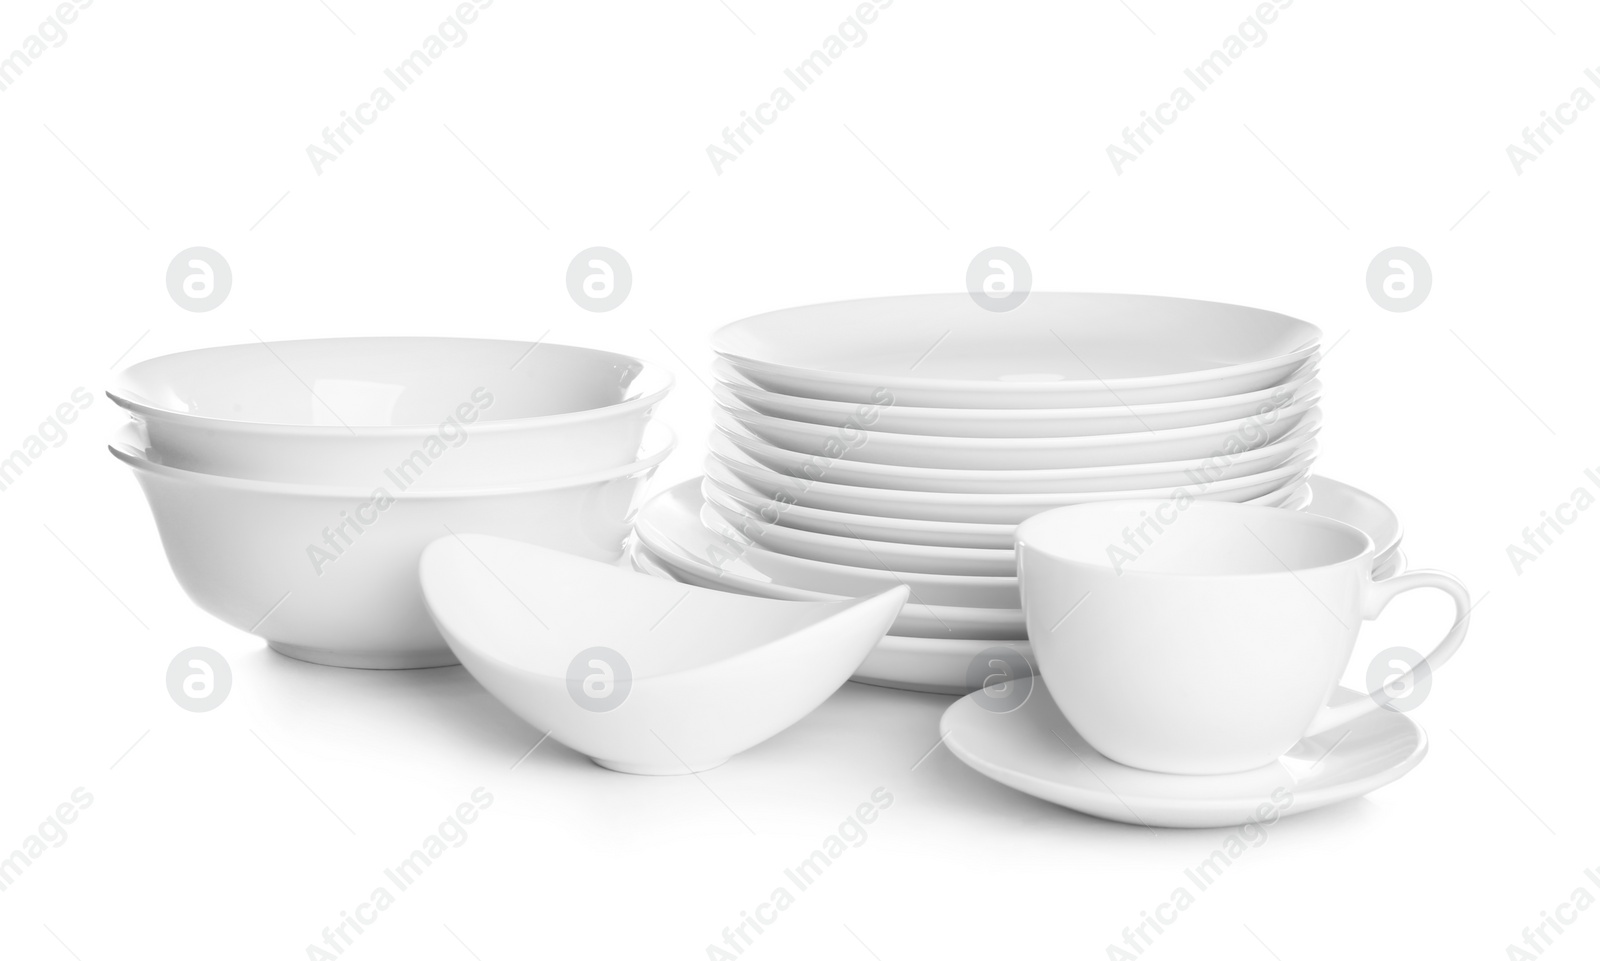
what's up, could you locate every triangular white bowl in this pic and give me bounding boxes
[420,534,907,774]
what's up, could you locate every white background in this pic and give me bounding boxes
[2,1,1597,958]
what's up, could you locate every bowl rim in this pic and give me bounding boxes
[106,337,674,435]
[109,421,677,499]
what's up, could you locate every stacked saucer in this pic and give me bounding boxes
[634,293,1348,693]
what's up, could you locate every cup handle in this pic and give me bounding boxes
[1302,569,1472,738]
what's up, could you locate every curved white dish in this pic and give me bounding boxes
[421,535,905,774]
[710,442,1313,525]
[111,423,675,669]
[719,396,1321,470]
[714,414,1320,495]
[715,358,1320,438]
[110,338,672,488]
[705,459,1309,550]
[633,481,1026,639]
[940,685,1426,828]
[713,293,1320,408]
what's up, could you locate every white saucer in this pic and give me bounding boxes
[940,685,1426,828]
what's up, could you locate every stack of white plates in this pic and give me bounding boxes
[633,294,1396,693]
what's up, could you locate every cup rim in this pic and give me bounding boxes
[1015,498,1375,578]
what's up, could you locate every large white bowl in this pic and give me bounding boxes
[708,443,1313,525]
[111,423,675,669]
[712,416,1320,495]
[703,459,1312,550]
[714,358,1320,438]
[712,293,1321,408]
[717,395,1320,470]
[421,535,906,774]
[109,338,672,489]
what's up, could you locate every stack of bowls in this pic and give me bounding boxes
[632,293,1322,693]
[110,337,673,669]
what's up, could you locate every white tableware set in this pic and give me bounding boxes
[634,293,1374,695]
[113,298,1465,828]
[109,337,674,668]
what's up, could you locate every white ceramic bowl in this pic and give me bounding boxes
[712,293,1321,408]
[109,337,672,489]
[421,535,905,774]
[714,358,1320,438]
[717,395,1320,470]
[712,416,1320,494]
[111,423,675,669]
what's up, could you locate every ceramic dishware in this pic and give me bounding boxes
[634,481,1025,639]
[421,534,906,774]
[717,396,1321,470]
[110,338,672,488]
[713,293,1320,408]
[704,459,1310,551]
[111,423,674,668]
[939,684,1426,828]
[1016,500,1469,774]
[629,545,1033,695]
[714,359,1320,438]
[714,414,1320,494]
[710,439,1314,524]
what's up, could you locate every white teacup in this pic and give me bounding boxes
[1016,500,1470,775]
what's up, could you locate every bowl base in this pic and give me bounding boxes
[266,640,459,670]
[591,755,730,776]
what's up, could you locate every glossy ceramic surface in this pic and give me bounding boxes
[633,482,1026,639]
[110,338,672,488]
[111,423,674,669]
[1017,500,1469,774]
[940,685,1426,828]
[713,414,1320,494]
[713,293,1320,408]
[421,535,905,774]
[714,358,1320,438]
[709,441,1313,524]
[719,395,1321,470]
